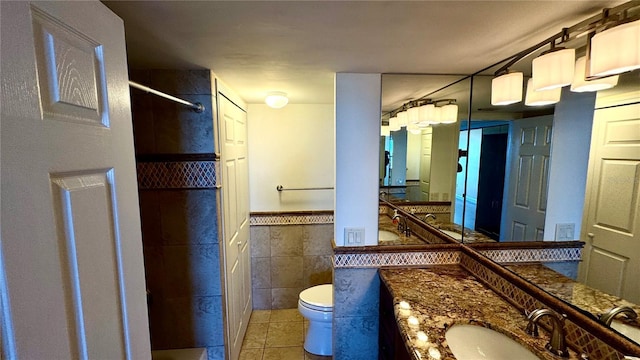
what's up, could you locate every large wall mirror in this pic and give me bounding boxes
[380,44,640,346]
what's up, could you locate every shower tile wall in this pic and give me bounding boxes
[131,69,224,359]
[250,223,334,309]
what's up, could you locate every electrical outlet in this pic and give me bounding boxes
[345,227,364,245]
[431,192,439,201]
[442,193,449,201]
[555,223,575,241]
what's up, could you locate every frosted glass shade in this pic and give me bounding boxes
[590,20,640,76]
[525,78,561,106]
[407,107,420,124]
[440,104,458,124]
[389,116,400,131]
[418,103,436,125]
[491,72,523,105]
[265,91,289,108]
[571,56,618,92]
[532,48,575,91]
[407,122,421,134]
[381,125,390,137]
[397,111,408,127]
[432,106,442,124]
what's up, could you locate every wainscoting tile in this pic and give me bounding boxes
[333,316,378,360]
[250,226,271,257]
[271,226,304,257]
[271,287,303,310]
[251,257,271,289]
[138,191,162,246]
[163,244,221,297]
[159,190,217,245]
[302,255,332,288]
[271,257,303,288]
[252,288,271,310]
[162,296,224,348]
[302,224,334,256]
[333,268,380,318]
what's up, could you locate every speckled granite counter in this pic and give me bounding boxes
[506,264,640,333]
[380,266,582,360]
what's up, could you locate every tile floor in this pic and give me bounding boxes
[239,309,333,360]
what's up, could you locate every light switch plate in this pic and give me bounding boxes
[555,223,575,241]
[345,227,364,245]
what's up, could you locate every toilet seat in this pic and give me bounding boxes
[299,284,333,311]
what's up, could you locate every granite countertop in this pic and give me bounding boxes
[432,222,495,244]
[506,264,640,330]
[379,266,582,360]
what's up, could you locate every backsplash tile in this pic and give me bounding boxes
[250,213,333,226]
[333,250,460,268]
[137,161,218,189]
[480,247,582,263]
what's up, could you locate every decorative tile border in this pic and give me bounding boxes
[250,213,333,226]
[480,247,582,263]
[137,161,218,189]
[333,250,460,268]
[460,251,628,359]
[396,204,451,214]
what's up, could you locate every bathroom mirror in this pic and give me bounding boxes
[380,74,472,242]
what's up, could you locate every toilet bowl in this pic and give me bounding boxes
[298,284,333,356]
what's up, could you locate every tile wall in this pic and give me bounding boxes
[131,69,225,359]
[250,215,334,310]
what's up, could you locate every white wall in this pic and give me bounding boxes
[247,104,334,212]
[429,124,459,202]
[544,88,596,241]
[406,131,421,180]
[334,73,381,246]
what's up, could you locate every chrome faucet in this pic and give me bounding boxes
[392,214,411,237]
[424,213,437,223]
[599,306,638,326]
[526,308,569,357]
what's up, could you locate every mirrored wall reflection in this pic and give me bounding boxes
[380,75,471,236]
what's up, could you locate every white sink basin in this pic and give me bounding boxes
[378,230,399,241]
[445,324,539,360]
[611,320,640,343]
[440,229,462,241]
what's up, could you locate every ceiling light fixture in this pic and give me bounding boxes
[265,91,289,109]
[397,110,408,127]
[389,115,400,131]
[571,56,619,92]
[525,78,561,106]
[532,42,575,91]
[418,103,436,126]
[589,18,640,77]
[440,102,459,124]
[491,71,523,106]
[381,125,390,137]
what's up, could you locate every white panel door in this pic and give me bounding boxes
[0,2,150,359]
[580,103,640,303]
[218,92,251,360]
[502,117,552,241]
[419,129,433,201]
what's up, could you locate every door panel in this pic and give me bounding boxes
[218,92,251,360]
[502,117,552,241]
[1,2,149,359]
[581,104,640,303]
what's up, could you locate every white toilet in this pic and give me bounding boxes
[298,284,333,356]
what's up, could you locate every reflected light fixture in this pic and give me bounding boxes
[491,71,523,105]
[525,78,561,106]
[381,125,390,137]
[440,103,458,124]
[532,48,575,91]
[571,56,618,92]
[407,106,420,125]
[590,19,640,77]
[265,91,289,108]
[418,103,436,126]
[397,110,408,127]
[389,115,400,131]
[407,122,421,134]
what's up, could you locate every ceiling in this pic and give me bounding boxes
[103,1,625,106]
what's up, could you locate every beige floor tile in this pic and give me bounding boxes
[242,322,269,349]
[263,347,304,360]
[239,347,264,360]
[270,308,303,322]
[304,351,333,360]
[250,310,271,323]
[265,321,304,347]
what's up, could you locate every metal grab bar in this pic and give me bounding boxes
[129,81,205,113]
[276,185,334,192]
